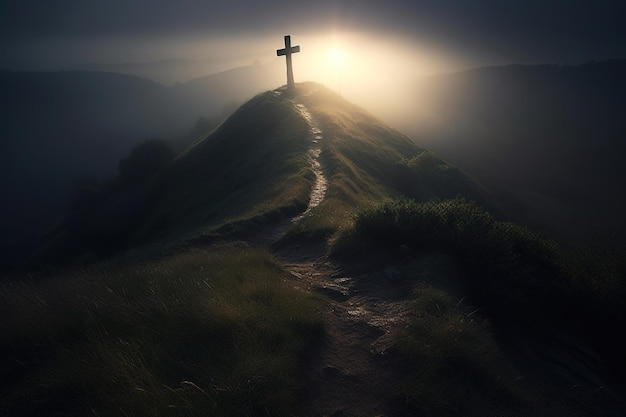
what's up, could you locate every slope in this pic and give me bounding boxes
[23,82,497,269]
[0,64,282,266]
[3,82,624,417]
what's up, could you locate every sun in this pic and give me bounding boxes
[328,48,345,67]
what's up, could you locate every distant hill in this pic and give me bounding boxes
[62,58,222,85]
[0,71,173,248]
[0,65,283,258]
[171,63,284,117]
[62,59,284,86]
[400,60,626,245]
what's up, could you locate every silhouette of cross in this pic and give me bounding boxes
[276,35,300,89]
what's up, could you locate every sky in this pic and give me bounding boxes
[1,0,625,109]
[2,0,625,69]
[2,0,624,127]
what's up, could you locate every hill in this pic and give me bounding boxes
[62,58,223,85]
[398,59,626,245]
[0,65,282,264]
[21,82,494,269]
[0,71,170,246]
[2,83,624,416]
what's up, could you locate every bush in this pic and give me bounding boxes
[336,198,566,322]
[405,151,447,178]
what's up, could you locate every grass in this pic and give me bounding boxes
[282,83,424,243]
[127,91,314,247]
[10,82,623,415]
[390,283,590,417]
[333,198,568,324]
[334,197,626,415]
[281,84,504,247]
[26,90,315,269]
[0,247,323,416]
[391,285,525,416]
[26,83,500,270]
[392,151,502,212]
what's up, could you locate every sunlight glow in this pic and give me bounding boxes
[270,32,462,128]
[328,48,345,67]
[192,31,461,123]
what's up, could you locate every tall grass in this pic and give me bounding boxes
[392,285,528,416]
[391,284,588,417]
[1,247,323,416]
[334,197,626,413]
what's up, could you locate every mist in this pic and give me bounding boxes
[2,0,626,265]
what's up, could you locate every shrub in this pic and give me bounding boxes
[336,198,566,323]
[405,150,447,178]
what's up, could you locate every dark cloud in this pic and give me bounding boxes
[1,0,625,69]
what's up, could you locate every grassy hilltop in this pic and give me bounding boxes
[2,83,625,416]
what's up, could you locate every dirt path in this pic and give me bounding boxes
[279,249,414,417]
[291,101,328,222]
[260,97,412,416]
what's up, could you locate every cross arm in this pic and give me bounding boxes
[277,45,300,56]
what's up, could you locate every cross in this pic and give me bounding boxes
[276,35,300,89]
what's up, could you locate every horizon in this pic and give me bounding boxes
[5,41,623,133]
[3,1,625,75]
[3,1,624,120]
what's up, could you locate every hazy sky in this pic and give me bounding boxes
[2,0,624,71]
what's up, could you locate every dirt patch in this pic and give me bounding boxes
[274,243,415,417]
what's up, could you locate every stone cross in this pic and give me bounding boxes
[276,35,300,89]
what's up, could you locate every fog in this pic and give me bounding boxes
[2,29,473,125]
[2,0,626,267]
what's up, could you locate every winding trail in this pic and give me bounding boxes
[291,102,328,223]
[246,95,328,246]
[260,91,411,416]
